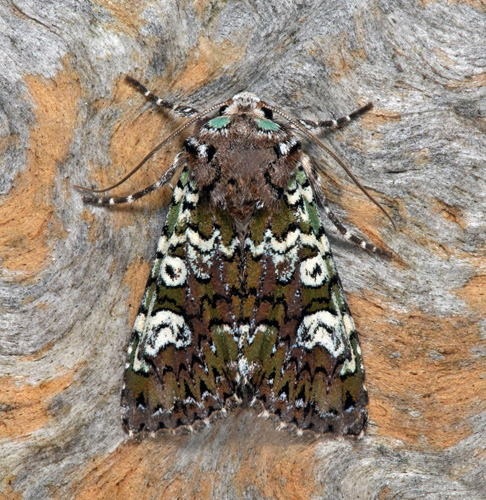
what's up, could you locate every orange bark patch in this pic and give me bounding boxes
[378,486,392,500]
[431,198,466,228]
[123,256,151,326]
[316,37,366,83]
[73,416,320,500]
[233,438,319,499]
[446,73,486,89]
[455,274,486,315]
[0,477,22,500]
[80,209,98,243]
[172,35,246,94]
[72,438,193,500]
[0,62,79,281]
[410,147,431,167]
[0,371,75,439]
[99,0,147,32]
[361,108,401,131]
[193,0,215,17]
[313,34,367,82]
[420,0,485,12]
[351,294,486,449]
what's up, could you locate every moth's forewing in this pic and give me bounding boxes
[121,168,240,432]
[241,167,367,435]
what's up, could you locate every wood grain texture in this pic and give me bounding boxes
[1,0,485,498]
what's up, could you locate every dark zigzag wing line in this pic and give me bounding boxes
[241,165,368,435]
[121,166,242,433]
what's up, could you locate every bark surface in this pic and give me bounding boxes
[1,1,485,499]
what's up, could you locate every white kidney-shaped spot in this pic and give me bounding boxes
[144,310,192,356]
[160,256,187,287]
[296,311,345,356]
[300,255,328,287]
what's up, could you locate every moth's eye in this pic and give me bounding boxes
[219,105,228,115]
[255,118,280,132]
[262,107,273,119]
[207,116,231,129]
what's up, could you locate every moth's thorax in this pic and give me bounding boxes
[185,112,302,220]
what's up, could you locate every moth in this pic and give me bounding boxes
[76,77,393,436]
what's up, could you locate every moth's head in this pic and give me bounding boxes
[227,92,260,112]
[220,92,274,120]
[203,91,280,133]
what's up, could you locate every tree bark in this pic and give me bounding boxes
[1,0,485,498]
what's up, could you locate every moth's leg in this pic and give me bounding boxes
[126,76,199,117]
[79,153,182,205]
[302,155,388,256]
[298,102,373,131]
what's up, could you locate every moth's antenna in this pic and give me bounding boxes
[73,101,227,194]
[267,104,397,230]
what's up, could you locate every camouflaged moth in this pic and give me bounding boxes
[76,77,393,436]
